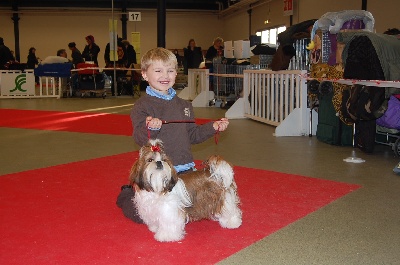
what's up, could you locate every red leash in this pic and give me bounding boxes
[214,124,221,145]
[162,120,195,124]
[146,119,222,144]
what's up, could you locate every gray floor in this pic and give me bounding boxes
[1,96,400,265]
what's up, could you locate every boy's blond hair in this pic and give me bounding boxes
[141,47,177,71]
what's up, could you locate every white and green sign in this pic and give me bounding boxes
[0,71,35,96]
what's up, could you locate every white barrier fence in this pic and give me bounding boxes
[178,69,215,107]
[0,70,63,99]
[242,69,317,136]
[184,68,317,136]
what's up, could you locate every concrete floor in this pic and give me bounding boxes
[1,96,400,265]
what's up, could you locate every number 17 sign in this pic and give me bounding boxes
[129,12,141,22]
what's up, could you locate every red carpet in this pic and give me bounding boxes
[0,152,361,265]
[0,109,211,136]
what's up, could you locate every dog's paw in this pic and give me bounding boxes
[218,215,242,229]
[154,230,185,242]
[148,224,158,233]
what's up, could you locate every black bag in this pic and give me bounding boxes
[251,44,276,55]
[354,120,376,153]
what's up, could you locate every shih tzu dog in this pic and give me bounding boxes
[129,139,242,242]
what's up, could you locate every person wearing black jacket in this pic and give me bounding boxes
[183,39,203,75]
[68,42,84,68]
[205,37,224,62]
[104,38,128,96]
[82,35,100,65]
[121,40,137,67]
[0,37,14,70]
[68,42,84,93]
[26,47,39,69]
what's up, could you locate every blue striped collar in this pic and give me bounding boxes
[146,86,176,100]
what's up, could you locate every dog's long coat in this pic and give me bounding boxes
[130,139,242,242]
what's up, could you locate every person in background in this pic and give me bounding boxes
[68,42,84,93]
[121,39,137,67]
[205,37,224,90]
[116,47,229,223]
[104,38,127,96]
[0,37,15,70]
[104,37,126,68]
[82,35,100,65]
[205,37,224,63]
[50,49,71,96]
[26,47,40,69]
[57,49,68,59]
[183,38,203,75]
[173,49,183,67]
[27,47,40,84]
[68,42,84,68]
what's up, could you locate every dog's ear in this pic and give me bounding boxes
[129,159,141,185]
[166,158,179,192]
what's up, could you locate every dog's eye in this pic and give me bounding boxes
[147,158,153,162]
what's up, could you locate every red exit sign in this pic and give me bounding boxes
[284,0,293,16]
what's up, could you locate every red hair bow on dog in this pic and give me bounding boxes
[151,145,161,152]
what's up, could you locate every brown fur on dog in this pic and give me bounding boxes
[179,170,225,221]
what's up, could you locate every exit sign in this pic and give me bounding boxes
[283,0,293,16]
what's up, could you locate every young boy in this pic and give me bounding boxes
[116,47,229,223]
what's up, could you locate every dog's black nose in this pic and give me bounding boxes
[156,161,163,169]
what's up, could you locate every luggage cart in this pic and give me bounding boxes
[76,63,107,98]
[374,95,400,156]
[375,126,400,156]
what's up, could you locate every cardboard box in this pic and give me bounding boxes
[234,40,250,59]
[224,41,234,58]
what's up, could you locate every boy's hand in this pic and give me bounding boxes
[213,118,229,131]
[146,116,162,129]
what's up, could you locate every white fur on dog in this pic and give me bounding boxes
[134,187,187,242]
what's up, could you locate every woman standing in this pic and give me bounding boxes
[82,35,100,65]
[27,47,40,84]
[183,39,203,75]
[27,47,39,69]
[205,37,224,63]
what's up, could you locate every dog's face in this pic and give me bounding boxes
[130,139,178,193]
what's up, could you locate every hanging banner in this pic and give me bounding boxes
[283,0,293,16]
[109,19,118,61]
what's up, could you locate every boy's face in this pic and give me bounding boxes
[142,60,177,95]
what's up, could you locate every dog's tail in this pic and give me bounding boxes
[206,155,235,189]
